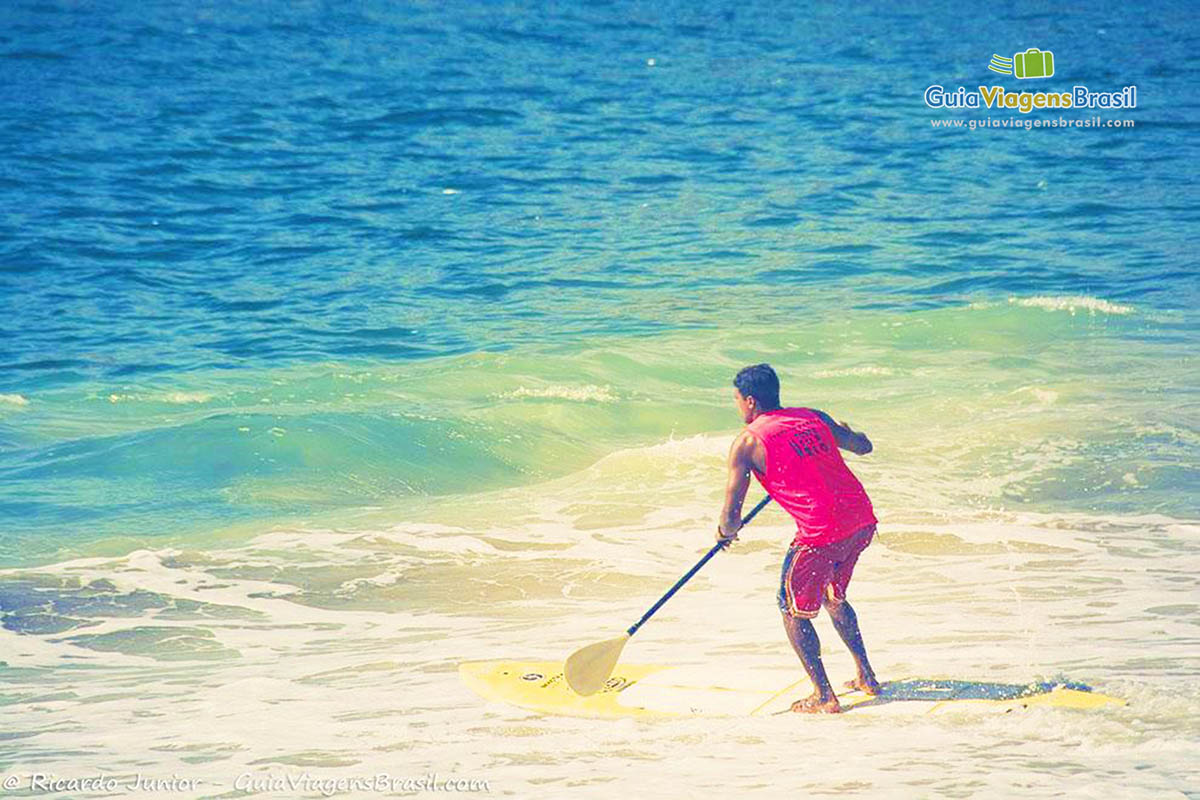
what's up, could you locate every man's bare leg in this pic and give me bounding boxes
[823,597,880,695]
[781,612,841,713]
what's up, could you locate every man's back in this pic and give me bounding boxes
[744,407,876,547]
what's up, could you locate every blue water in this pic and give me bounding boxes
[0,0,1196,568]
[1,4,1199,797]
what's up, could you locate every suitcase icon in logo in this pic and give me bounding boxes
[1013,48,1054,79]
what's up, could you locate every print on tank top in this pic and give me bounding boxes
[786,428,831,459]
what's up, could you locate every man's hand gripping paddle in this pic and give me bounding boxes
[564,494,773,695]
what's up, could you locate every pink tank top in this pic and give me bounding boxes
[745,407,876,547]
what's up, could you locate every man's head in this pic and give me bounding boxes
[732,363,781,423]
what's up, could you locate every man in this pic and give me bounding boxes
[717,363,880,714]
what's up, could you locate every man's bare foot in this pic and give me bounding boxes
[843,676,881,695]
[790,693,841,714]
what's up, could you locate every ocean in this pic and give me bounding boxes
[0,0,1197,797]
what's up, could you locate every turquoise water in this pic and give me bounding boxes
[1,1,1197,797]
[2,304,1193,566]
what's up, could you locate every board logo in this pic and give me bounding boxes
[989,48,1055,79]
[520,672,543,681]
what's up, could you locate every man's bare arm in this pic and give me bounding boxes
[814,409,873,455]
[718,431,755,541]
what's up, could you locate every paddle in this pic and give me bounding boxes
[564,494,773,695]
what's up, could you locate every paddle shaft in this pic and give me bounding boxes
[625,494,772,637]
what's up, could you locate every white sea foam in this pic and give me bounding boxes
[0,393,29,406]
[162,391,213,403]
[1008,295,1134,315]
[105,390,213,404]
[498,383,619,402]
[811,366,896,378]
[1012,385,1059,404]
[0,485,1195,799]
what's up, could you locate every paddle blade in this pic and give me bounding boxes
[564,634,630,696]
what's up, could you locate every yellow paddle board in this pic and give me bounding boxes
[459,660,1125,718]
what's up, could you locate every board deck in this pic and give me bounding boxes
[459,660,1125,718]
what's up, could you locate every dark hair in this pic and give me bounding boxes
[733,363,780,408]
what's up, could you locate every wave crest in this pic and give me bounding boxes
[1007,295,1134,315]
